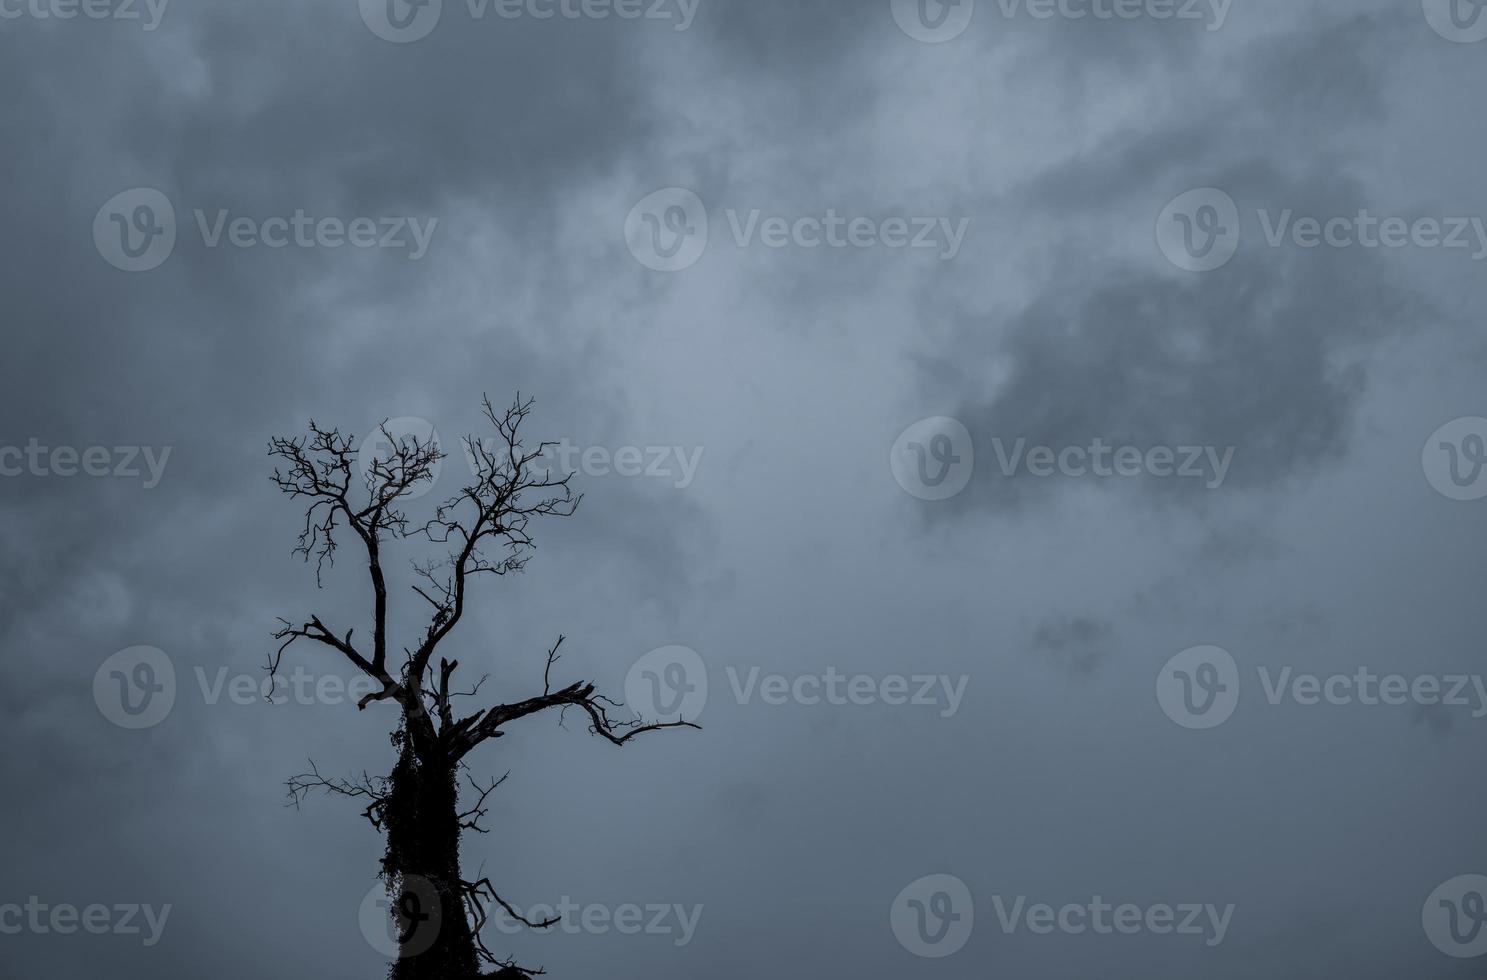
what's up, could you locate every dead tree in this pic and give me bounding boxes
[268,395,697,979]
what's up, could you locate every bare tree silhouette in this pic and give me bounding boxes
[268,395,697,979]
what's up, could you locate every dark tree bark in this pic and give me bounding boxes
[269,396,698,979]
[384,739,479,980]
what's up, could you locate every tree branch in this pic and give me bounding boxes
[268,419,443,732]
[445,636,700,760]
[269,616,403,709]
[285,760,391,830]
[457,769,509,834]
[405,396,580,704]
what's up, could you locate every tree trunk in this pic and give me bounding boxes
[384,732,480,980]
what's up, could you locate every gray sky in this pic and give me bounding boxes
[3,1,1487,977]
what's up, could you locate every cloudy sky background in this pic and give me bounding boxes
[3,0,1486,976]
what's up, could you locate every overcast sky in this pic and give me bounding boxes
[3,1,1487,977]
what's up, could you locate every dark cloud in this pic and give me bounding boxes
[1032,614,1114,676]
[943,235,1419,511]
